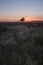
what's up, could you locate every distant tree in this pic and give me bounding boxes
[20,17,25,22]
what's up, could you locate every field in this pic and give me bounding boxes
[0,21,43,65]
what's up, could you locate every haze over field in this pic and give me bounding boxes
[0,0,43,21]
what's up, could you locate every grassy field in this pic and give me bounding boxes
[0,21,43,65]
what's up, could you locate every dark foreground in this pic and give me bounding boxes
[0,21,43,65]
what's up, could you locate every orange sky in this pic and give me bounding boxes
[0,0,43,22]
[25,16,43,21]
[0,15,43,22]
[0,12,43,22]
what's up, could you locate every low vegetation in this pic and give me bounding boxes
[0,22,43,65]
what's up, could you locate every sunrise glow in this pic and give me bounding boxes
[0,0,43,22]
[0,15,43,22]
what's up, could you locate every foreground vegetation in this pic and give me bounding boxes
[0,22,43,65]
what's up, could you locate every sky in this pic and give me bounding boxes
[0,0,43,21]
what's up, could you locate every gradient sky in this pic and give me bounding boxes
[0,0,43,21]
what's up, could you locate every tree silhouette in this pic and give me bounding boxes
[20,17,25,22]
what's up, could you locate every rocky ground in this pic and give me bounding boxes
[0,25,43,65]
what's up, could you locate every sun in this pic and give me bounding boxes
[24,16,32,21]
